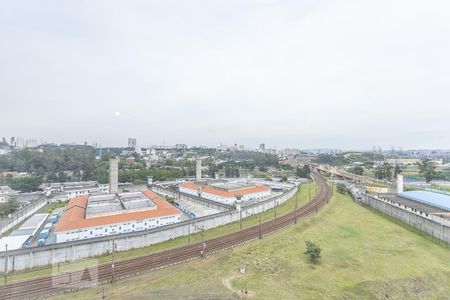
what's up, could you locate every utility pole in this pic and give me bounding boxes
[274,201,277,219]
[295,193,299,224]
[309,184,311,201]
[239,209,242,231]
[331,174,334,197]
[259,211,262,239]
[4,244,8,284]
[187,219,191,245]
[111,238,116,283]
[201,226,205,258]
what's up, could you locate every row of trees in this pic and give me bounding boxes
[0,148,97,182]
[224,164,240,178]
[347,158,443,183]
[217,151,279,169]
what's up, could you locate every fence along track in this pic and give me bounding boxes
[0,171,332,300]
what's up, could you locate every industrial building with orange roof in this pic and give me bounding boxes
[55,190,181,243]
[179,182,271,205]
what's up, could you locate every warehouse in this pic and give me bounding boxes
[55,190,181,243]
[179,182,271,205]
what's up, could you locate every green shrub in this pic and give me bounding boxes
[336,183,348,194]
[304,240,322,264]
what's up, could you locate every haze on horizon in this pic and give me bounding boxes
[1,0,449,150]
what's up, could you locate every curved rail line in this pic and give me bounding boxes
[0,171,331,300]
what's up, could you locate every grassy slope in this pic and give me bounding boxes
[52,189,450,300]
[4,184,316,283]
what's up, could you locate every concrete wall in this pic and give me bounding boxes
[359,194,450,244]
[0,186,298,272]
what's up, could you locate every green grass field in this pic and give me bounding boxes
[430,184,450,193]
[3,184,317,283]
[51,188,450,300]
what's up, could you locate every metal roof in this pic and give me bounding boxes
[399,191,450,211]
[85,192,156,217]
[0,236,30,251]
[20,213,48,230]
[9,228,36,236]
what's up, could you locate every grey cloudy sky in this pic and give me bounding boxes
[1,0,449,150]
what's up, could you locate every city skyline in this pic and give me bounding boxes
[2,134,450,153]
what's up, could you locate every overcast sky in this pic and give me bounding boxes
[1,0,449,150]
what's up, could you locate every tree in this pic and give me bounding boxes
[296,165,311,178]
[394,165,402,175]
[224,163,240,178]
[349,166,364,175]
[419,158,436,183]
[374,162,393,180]
[10,176,43,192]
[280,176,288,182]
[336,183,347,194]
[0,197,20,217]
[208,165,218,178]
[304,240,321,264]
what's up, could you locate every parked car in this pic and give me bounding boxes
[39,228,50,239]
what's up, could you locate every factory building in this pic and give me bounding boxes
[179,182,271,205]
[55,190,181,243]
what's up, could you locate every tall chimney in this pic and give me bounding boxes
[397,174,404,194]
[109,158,119,194]
[196,159,202,181]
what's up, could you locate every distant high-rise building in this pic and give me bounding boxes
[1,137,6,144]
[16,137,25,148]
[175,144,188,150]
[25,139,38,148]
[259,143,265,151]
[128,138,137,148]
[10,137,15,146]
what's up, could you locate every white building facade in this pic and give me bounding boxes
[179,184,271,205]
[56,214,181,243]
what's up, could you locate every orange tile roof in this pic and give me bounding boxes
[55,190,180,233]
[180,183,271,198]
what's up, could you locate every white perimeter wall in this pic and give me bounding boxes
[0,186,297,272]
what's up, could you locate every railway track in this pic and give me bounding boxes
[0,171,331,300]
